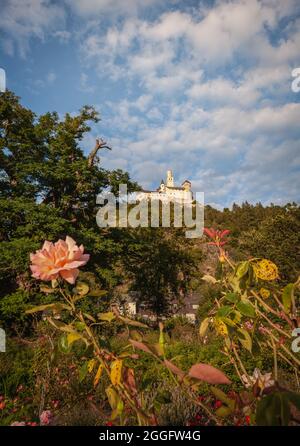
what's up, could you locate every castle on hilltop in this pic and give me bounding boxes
[136,170,193,203]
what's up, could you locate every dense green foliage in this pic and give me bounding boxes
[0,91,299,427]
[0,92,197,330]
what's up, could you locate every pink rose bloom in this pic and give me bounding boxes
[40,410,53,426]
[11,421,26,426]
[30,236,89,284]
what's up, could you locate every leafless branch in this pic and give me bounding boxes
[87,138,111,167]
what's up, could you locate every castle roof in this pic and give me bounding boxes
[166,186,185,190]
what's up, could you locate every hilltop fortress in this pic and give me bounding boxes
[136,170,193,203]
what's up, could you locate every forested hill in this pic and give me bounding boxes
[0,91,299,332]
[203,202,300,283]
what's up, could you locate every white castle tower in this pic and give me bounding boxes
[136,170,193,204]
[166,169,174,187]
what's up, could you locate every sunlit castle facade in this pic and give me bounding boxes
[136,170,193,204]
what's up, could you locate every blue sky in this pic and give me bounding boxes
[0,0,300,208]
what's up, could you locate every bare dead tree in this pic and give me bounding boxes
[87,138,111,167]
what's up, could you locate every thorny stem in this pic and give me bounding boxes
[222,349,245,384]
[59,285,75,311]
[250,291,278,316]
[248,300,291,339]
[232,345,250,382]
[270,337,278,381]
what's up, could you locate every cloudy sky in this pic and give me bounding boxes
[1,0,300,208]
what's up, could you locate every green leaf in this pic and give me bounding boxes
[211,386,235,409]
[215,405,233,417]
[79,361,89,382]
[129,330,143,341]
[256,392,291,426]
[47,318,76,333]
[282,284,294,314]
[235,261,249,279]
[237,328,252,353]
[58,334,71,353]
[236,300,256,318]
[220,316,237,327]
[98,312,115,322]
[225,292,239,304]
[26,303,71,314]
[88,289,107,298]
[74,321,86,331]
[156,390,172,404]
[217,306,232,318]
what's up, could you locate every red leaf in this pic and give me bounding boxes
[164,359,186,379]
[123,367,137,395]
[220,229,230,238]
[203,228,216,239]
[129,339,153,355]
[188,363,231,385]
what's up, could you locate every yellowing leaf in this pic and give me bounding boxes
[260,288,270,299]
[253,259,279,281]
[74,282,89,297]
[94,364,104,387]
[67,332,82,346]
[47,318,76,333]
[26,303,71,314]
[202,274,218,284]
[237,328,252,353]
[282,283,294,314]
[40,286,56,294]
[110,359,123,386]
[214,318,228,336]
[88,359,96,373]
[118,315,148,328]
[216,405,233,417]
[235,261,249,279]
[106,386,119,410]
[199,317,210,338]
[98,312,115,322]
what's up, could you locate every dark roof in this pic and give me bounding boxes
[182,180,191,184]
[166,186,184,190]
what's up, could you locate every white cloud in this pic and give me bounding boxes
[53,30,71,43]
[65,0,160,17]
[0,0,65,57]
[1,0,299,206]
